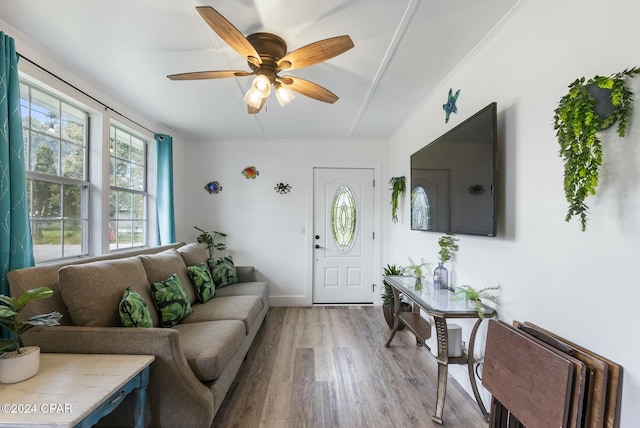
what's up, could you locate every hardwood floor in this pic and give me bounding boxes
[212,306,488,428]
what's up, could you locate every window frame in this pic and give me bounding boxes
[108,123,149,252]
[20,80,91,263]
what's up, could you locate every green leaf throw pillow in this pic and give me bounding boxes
[150,273,193,328]
[187,262,215,303]
[118,287,153,328]
[207,256,239,288]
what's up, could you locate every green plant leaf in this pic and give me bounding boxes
[0,307,17,318]
[13,287,54,312]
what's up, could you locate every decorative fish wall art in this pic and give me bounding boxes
[204,181,222,194]
[242,166,259,179]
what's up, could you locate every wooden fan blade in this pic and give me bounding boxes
[283,76,339,103]
[248,97,267,114]
[196,6,261,65]
[167,70,252,80]
[277,35,353,71]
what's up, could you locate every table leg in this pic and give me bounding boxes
[467,318,490,421]
[133,366,151,428]
[385,287,402,347]
[432,314,448,424]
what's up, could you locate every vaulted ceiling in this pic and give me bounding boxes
[0,0,519,142]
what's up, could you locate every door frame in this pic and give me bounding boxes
[304,162,382,306]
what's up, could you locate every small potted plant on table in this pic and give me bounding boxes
[407,258,430,288]
[434,233,459,290]
[454,285,500,318]
[0,287,63,383]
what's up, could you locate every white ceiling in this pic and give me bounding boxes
[0,0,518,142]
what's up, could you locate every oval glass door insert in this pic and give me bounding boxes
[332,185,357,252]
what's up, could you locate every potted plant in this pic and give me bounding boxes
[553,67,640,231]
[407,257,430,288]
[434,233,459,289]
[389,176,406,223]
[194,226,227,258]
[0,287,63,383]
[381,264,411,329]
[454,285,500,319]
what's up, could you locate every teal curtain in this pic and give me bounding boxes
[0,32,34,300]
[155,134,176,244]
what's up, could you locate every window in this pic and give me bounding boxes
[411,186,431,231]
[20,81,89,262]
[331,185,357,252]
[109,125,148,250]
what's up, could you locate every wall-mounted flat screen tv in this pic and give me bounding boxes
[410,102,497,236]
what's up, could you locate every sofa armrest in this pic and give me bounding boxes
[24,326,214,428]
[236,265,256,282]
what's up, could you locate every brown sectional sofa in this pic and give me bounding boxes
[7,242,269,428]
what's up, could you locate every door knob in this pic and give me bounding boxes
[315,235,320,240]
[315,244,321,249]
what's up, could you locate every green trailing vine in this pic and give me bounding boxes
[553,67,640,231]
[389,176,406,223]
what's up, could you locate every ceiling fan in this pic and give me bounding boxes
[167,6,354,114]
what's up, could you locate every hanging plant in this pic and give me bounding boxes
[389,176,406,223]
[553,67,640,231]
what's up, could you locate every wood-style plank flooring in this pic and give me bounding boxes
[212,306,488,428]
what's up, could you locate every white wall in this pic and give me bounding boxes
[388,0,640,424]
[179,138,388,305]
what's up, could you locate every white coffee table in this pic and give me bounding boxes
[0,353,154,428]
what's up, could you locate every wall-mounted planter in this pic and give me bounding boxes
[553,67,640,231]
[389,176,406,223]
[585,84,616,129]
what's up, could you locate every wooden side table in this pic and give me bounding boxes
[0,353,154,428]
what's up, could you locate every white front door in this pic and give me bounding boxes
[313,168,374,304]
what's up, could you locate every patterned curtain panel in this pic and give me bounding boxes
[0,32,35,298]
[155,134,176,244]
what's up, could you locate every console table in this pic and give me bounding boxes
[384,275,496,424]
[0,353,154,428]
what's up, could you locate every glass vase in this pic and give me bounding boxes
[433,262,449,290]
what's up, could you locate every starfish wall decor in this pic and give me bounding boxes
[443,88,460,123]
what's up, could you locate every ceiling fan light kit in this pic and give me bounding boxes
[167,6,354,114]
[275,82,295,107]
[250,74,271,98]
[243,87,264,110]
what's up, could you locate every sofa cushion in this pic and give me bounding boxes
[58,257,158,327]
[150,273,193,328]
[207,256,238,288]
[214,281,269,311]
[181,296,262,334]
[139,249,196,304]
[187,263,215,303]
[172,320,245,382]
[177,243,209,267]
[118,287,153,328]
